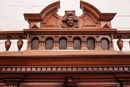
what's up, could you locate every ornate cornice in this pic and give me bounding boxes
[0,66,130,73]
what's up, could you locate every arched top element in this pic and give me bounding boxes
[40,1,60,19]
[24,1,60,22]
[80,0,116,21]
[24,0,116,29]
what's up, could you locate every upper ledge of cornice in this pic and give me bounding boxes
[0,50,130,58]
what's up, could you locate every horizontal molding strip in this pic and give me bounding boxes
[0,66,130,73]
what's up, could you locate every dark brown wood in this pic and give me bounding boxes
[117,38,123,51]
[0,0,130,87]
[0,31,26,39]
[80,1,116,21]
[17,36,24,51]
[5,36,11,51]
[61,11,79,28]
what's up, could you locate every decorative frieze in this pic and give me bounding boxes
[0,66,130,73]
[28,35,112,50]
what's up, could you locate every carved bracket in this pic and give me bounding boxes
[62,77,77,87]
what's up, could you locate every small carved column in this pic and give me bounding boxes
[42,40,45,50]
[38,40,43,50]
[27,40,31,50]
[109,41,113,50]
[67,36,73,50]
[53,36,59,50]
[38,36,45,50]
[109,34,114,50]
[54,41,59,50]
[5,36,11,51]
[95,41,101,50]
[81,36,87,50]
[4,79,21,87]
[27,34,31,50]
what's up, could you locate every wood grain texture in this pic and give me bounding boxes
[0,1,130,87]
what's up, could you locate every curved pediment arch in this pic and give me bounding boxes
[80,1,116,21]
[40,1,60,19]
[24,0,116,29]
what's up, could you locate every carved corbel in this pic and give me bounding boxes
[62,77,77,87]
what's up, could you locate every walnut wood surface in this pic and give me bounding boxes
[0,0,130,87]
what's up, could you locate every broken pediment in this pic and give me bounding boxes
[23,0,117,51]
[24,1,116,29]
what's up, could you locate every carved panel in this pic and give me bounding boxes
[79,12,100,28]
[41,13,61,28]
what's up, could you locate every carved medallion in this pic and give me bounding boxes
[61,11,79,28]
[62,77,77,87]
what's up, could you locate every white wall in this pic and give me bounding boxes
[0,0,130,51]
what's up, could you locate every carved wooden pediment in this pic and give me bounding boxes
[1,1,130,87]
[23,0,117,51]
[24,1,116,29]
